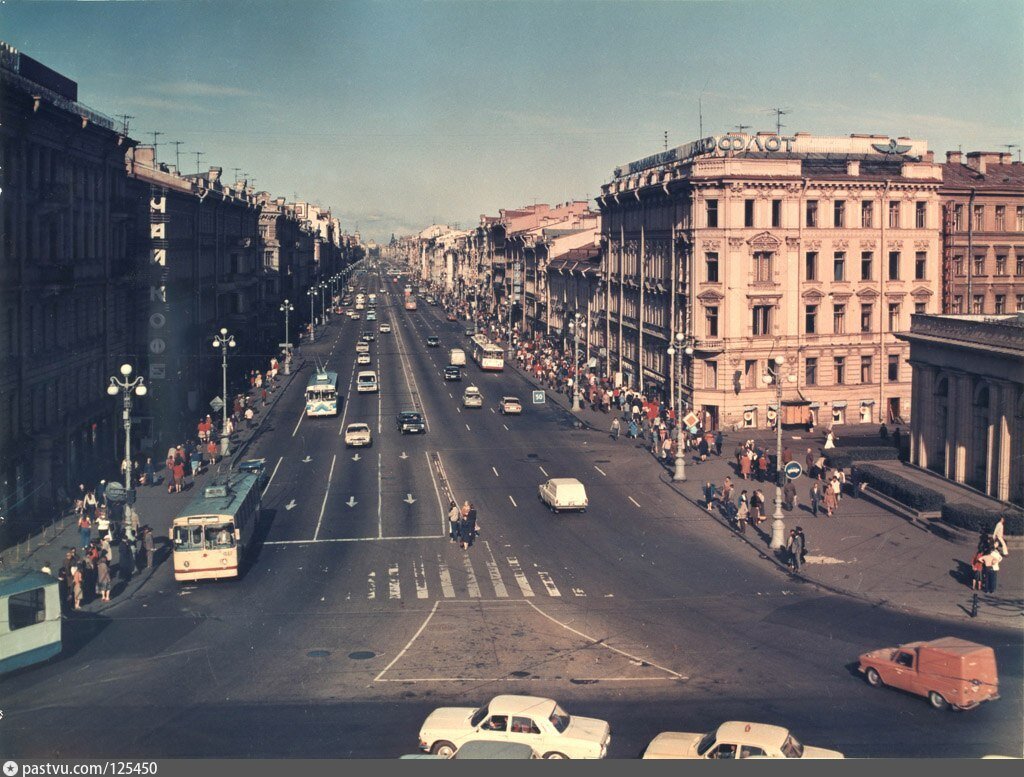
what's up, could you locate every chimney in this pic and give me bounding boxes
[208,166,222,183]
[135,145,156,168]
[846,160,860,176]
[999,152,1012,164]
[923,151,934,163]
[946,150,962,165]
[965,152,1003,175]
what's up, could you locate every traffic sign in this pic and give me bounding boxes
[104,481,127,503]
[785,461,803,480]
[210,396,224,412]
[279,342,293,349]
[682,411,699,429]
[532,390,546,405]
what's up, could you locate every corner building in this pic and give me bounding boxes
[595,132,943,431]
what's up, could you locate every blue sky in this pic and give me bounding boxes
[2,0,1022,242]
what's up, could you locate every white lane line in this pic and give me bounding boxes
[373,600,440,683]
[457,406,462,413]
[377,384,382,434]
[538,466,549,477]
[388,564,401,599]
[463,555,481,598]
[594,465,607,476]
[377,451,385,538]
[465,423,471,431]
[312,453,337,541]
[291,407,305,437]
[508,495,517,507]
[261,456,284,497]
[392,310,430,430]
[490,407,495,414]
[437,556,456,598]
[526,600,686,679]
[506,556,535,597]
[414,559,429,599]
[367,571,376,600]
[628,496,641,508]
[537,571,562,597]
[503,423,509,431]
[483,541,509,598]
[448,392,452,398]
[336,364,357,435]
[492,466,499,477]
[427,450,448,534]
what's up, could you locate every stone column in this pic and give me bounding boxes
[954,373,974,484]
[994,380,1015,501]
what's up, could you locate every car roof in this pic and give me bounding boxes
[503,396,521,402]
[716,722,788,747]
[465,385,480,392]
[357,371,376,378]
[398,410,421,417]
[346,423,370,430]
[488,695,557,717]
[547,478,583,487]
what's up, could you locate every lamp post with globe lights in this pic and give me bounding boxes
[567,312,583,411]
[306,287,317,342]
[763,355,797,549]
[107,364,146,488]
[279,299,294,375]
[212,328,236,457]
[319,281,328,324]
[666,332,694,482]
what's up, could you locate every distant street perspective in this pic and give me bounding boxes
[1,0,1022,762]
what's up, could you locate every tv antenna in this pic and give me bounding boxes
[733,123,751,134]
[151,131,163,162]
[1002,143,1021,163]
[170,141,184,171]
[663,130,668,151]
[115,113,135,136]
[193,151,205,174]
[768,107,790,135]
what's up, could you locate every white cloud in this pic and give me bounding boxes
[157,81,254,98]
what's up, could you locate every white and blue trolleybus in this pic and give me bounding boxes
[305,370,339,416]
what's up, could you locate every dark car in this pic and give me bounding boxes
[426,335,440,347]
[362,332,375,342]
[464,328,475,337]
[396,411,426,434]
[443,365,462,381]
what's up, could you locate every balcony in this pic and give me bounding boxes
[694,338,725,353]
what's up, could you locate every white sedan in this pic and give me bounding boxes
[357,353,371,365]
[642,722,844,760]
[379,322,392,333]
[343,423,372,448]
[418,695,610,759]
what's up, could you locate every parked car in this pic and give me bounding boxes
[397,411,426,434]
[344,423,372,447]
[499,396,522,415]
[858,637,999,710]
[357,352,371,365]
[418,695,610,759]
[444,365,462,381]
[426,335,440,347]
[538,478,588,513]
[379,323,391,333]
[642,722,844,760]
[462,386,483,408]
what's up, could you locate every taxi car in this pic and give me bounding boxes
[444,365,462,381]
[641,722,843,759]
[379,322,391,333]
[357,352,371,365]
[462,386,483,408]
[418,695,610,759]
[343,423,372,448]
[397,411,426,434]
[499,396,523,415]
[355,341,370,354]
[426,335,440,347]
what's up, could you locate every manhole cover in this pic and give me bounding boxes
[509,670,531,678]
[308,650,331,658]
[526,453,539,460]
[348,650,376,660]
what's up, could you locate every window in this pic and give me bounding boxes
[954,255,964,276]
[973,254,985,276]
[895,652,914,669]
[806,200,818,228]
[834,199,846,228]
[752,305,772,336]
[954,203,964,231]
[511,717,541,735]
[482,715,508,732]
[771,199,782,228]
[1017,295,1024,312]
[744,199,755,227]
[915,251,927,280]
[973,204,984,229]
[995,205,1005,231]
[1018,206,1024,232]
[995,294,1006,314]
[952,295,963,314]
[8,587,46,630]
[704,360,718,389]
[888,201,901,228]
[888,303,900,331]
[888,354,900,382]
[996,254,1007,275]
[740,746,768,759]
[744,359,757,389]
[833,252,846,281]
[861,201,873,228]
[805,357,818,386]
[861,252,873,280]
[833,303,846,333]
[914,301,926,314]
[972,295,984,314]
[915,201,927,228]
[705,252,719,282]
[706,199,719,228]
[753,251,772,282]
[805,251,818,281]
[705,305,719,337]
[1017,256,1024,276]
[888,251,900,280]
[805,304,818,333]
[861,303,873,332]
[834,356,846,385]
[861,356,872,384]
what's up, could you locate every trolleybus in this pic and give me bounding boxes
[0,570,62,674]
[305,370,339,416]
[471,334,505,371]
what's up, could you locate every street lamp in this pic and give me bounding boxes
[568,312,583,411]
[212,327,236,457]
[763,355,797,550]
[666,332,694,482]
[107,363,146,488]
[306,287,317,343]
[319,281,328,323]
[279,299,294,375]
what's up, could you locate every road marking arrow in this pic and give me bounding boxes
[403,493,416,504]
[285,499,297,511]
[302,455,312,463]
[399,451,408,459]
[346,496,358,508]
[352,453,361,461]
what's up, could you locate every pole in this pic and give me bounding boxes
[673,340,686,482]
[220,344,230,457]
[283,304,291,375]
[308,290,316,343]
[123,390,132,485]
[769,373,786,549]
[571,319,582,412]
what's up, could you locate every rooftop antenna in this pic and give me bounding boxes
[150,130,163,162]
[115,113,135,136]
[733,123,751,135]
[1002,143,1021,163]
[663,130,668,151]
[170,140,184,171]
[769,107,790,135]
[232,167,243,184]
[699,97,703,138]
[193,151,205,174]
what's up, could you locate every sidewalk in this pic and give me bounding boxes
[506,355,1023,629]
[0,344,312,614]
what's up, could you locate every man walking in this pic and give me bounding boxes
[143,526,155,569]
[786,529,803,573]
[810,481,822,517]
[610,417,620,441]
[783,478,797,512]
[447,500,461,543]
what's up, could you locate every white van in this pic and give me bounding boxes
[538,478,588,514]
[449,348,466,366]
[356,370,378,393]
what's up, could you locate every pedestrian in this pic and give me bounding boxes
[460,503,478,550]
[84,489,98,520]
[981,546,1003,594]
[143,526,155,569]
[782,447,793,465]
[661,435,673,463]
[970,541,986,591]
[627,419,639,439]
[610,417,620,440]
[720,477,734,504]
[824,430,836,450]
[143,456,155,487]
[244,406,255,429]
[703,481,717,511]
[892,426,902,452]
[749,490,761,524]
[830,474,842,505]
[783,479,797,511]
[787,529,804,573]
[71,564,83,610]
[879,423,889,441]
[714,430,723,457]
[447,500,461,542]
[822,481,838,517]
[991,515,1010,556]
[736,491,749,532]
[805,447,814,472]
[78,513,92,549]
[810,481,822,517]
[96,553,112,602]
[757,452,769,482]
[172,459,185,493]
[740,453,752,480]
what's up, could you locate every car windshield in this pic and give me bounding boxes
[549,704,570,733]
[780,735,804,758]
[348,425,368,433]
[696,732,718,756]
[470,706,489,728]
[401,414,421,422]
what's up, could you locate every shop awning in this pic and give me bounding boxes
[768,404,779,411]
[860,399,875,405]
[743,405,757,412]
[832,401,847,408]
[809,402,821,409]
[782,398,810,406]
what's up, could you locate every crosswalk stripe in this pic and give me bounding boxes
[485,558,509,598]
[367,571,376,600]
[437,555,456,598]
[414,560,429,599]
[506,556,535,597]
[537,571,561,597]
[388,564,401,599]
[463,555,481,598]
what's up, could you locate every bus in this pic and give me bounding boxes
[0,570,62,674]
[404,294,417,311]
[305,370,339,416]
[471,334,505,371]
[171,468,263,582]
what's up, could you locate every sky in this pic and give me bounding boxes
[2,0,1022,242]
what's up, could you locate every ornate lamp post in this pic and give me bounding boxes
[568,312,583,411]
[763,355,797,549]
[212,328,236,457]
[307,287,317,342]
[279,299,294,375]
[666,332,694,482]
[107,364,146,487]
[319,281,328,323]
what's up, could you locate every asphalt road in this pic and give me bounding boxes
[4,268,1022,759]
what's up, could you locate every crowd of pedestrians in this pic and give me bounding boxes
[447,500,480,550]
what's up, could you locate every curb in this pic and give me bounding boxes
[504,359,603,432]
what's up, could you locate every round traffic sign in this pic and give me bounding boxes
[104,481,128,503]
[784,461,803,480]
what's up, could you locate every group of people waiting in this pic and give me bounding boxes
[447,500,480,550]
[970,516,1010,594]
